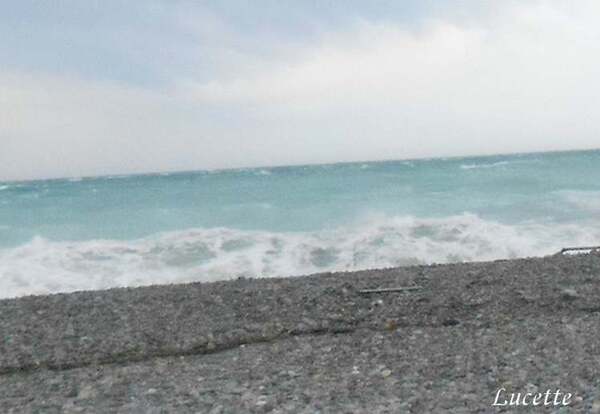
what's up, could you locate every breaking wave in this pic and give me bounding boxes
[1,213,599,299]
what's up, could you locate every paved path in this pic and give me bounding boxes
[2,253,600,412]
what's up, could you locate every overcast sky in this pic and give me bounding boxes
[1,1,599,181]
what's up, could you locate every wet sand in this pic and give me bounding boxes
[2,252,600,413]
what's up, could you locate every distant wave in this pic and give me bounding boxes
[2,213,599,299]
[0,183,26,191]
[460,159,540,170]
[460,161,511,170]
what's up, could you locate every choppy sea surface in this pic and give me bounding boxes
[1,149,599,298]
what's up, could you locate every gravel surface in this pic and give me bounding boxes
[2,253,600,413]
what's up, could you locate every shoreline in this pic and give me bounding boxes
[2,253,600,412]
[0,252,565,302]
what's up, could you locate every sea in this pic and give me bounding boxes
[1,149,599,298]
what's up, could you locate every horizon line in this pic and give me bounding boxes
[3,146,599,184]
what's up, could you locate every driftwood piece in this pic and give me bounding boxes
[358,286,422,295]
[559,246,600,254]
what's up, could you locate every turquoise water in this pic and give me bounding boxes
[1,149,599,297]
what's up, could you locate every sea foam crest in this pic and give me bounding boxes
[459,158,540,170]
[1,213,599,299]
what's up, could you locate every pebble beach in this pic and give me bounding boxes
[2,252,600,413]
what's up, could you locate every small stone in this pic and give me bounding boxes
[65,386,78,398]
[208,404,224,414]
[256,396,268,406]
[77,385,96,400]
[255,395,274,412]
[302,317,319,328]
[65,322,75,337]
[463,393,478,402]
[146,388,158,395]
[385,320,398,331]
[561,288,579,300]
[207,341,216,351]
[381,369,392,378]
[525,383,538,393]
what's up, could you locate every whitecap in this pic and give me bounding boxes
[460,161,510,170]
[460,158,542,170]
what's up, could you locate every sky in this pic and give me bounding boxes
[1,1,599,181]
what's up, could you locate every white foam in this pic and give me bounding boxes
[460,158,541,170]
[1,213,599,299]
